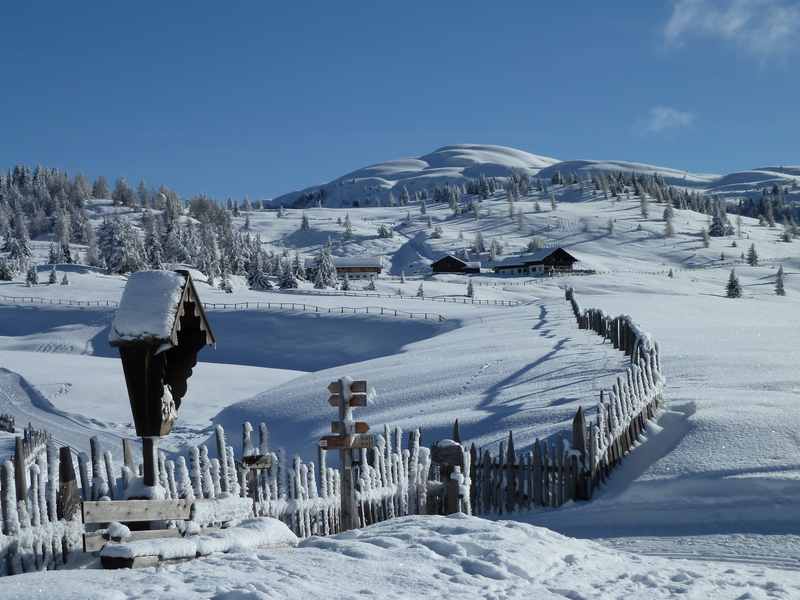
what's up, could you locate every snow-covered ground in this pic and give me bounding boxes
[2,174,800,593]
[6,514,799,599]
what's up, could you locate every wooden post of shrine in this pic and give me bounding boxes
[320,377,373,531]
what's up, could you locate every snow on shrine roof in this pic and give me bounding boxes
[109,271,186,344]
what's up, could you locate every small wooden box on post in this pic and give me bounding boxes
[109,270,215,490]
[319,377,373,531]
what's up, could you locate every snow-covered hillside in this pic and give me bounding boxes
[269,142,800,208]
[271,144,560,207]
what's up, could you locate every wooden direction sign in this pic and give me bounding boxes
[331,421,369,435]
[242,454,274,469]
[320,433,374,450]
[327,380,368,395]
[327,394,368,407]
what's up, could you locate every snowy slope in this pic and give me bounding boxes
[6,514,799,599]
[538,159,718,188]
[271,144,559,207]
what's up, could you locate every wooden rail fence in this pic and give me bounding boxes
[0,295,447,322]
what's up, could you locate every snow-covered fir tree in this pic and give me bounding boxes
[467,278,475,298]
[775,264,786,296]
[365,274,376,291]
[278,258,299,289]
[60,272,69,285]
[25,265,38,286]
[313,243,338,289]
[300,212,310,231]
[416,281,424,298]
[48,266,57,284]
[747,243,759,266]
[340,273,351,291]
[726,269,742,298]
[343,213,353,240]
[0,257,12,281]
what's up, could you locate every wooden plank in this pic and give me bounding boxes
[82,499,192,524]
[319,434,374,450]
[58,446,80,520]
[101,554,161,569]
[330,421,370,435]
[84,527,182,553]
[327,394,368,407]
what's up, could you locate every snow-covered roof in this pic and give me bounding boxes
[465,262,482,269]
[305,256,383,269]
[109,271,186,344]
[493,248,573,268]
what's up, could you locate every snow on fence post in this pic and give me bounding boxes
[215,426,229,495]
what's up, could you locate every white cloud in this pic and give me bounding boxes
[638,106,695,135]
[664,0,800,58]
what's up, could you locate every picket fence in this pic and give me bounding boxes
[0,418,460,575]
[0,294,447,323]
[467,288,665,514]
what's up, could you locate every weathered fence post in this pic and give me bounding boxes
[57,447,80,520]
[14,436,27,501]
[571,407,592,500]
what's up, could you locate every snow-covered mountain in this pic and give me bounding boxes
[271,144,800,208]
[271,144,560,208]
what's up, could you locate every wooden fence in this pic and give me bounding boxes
[468,288,665,514]
[0,295,447,323]
[262,288,522,306]
[0,418,458,575]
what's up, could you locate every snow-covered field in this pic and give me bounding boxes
[7,514,800,599]
[2,158,800,596]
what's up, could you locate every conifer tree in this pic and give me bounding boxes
[343,213,353,240]
[640,196,649,219]
[279,258,299,289]
[775,264,786,296]
[60,272,69,285]
[340,273,350,291]
[292,252,306,280]
[467,278,474,298]
[0,257,12,281]
[747,243,759,266]
[300,212,310,231]
[48,266,57,284]
[726,269,741,298]
[313,244,338,289]
[365,274,376,291]
[416,281,424,298]
[26,265,39,286]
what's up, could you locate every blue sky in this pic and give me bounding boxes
[1,1,798,200]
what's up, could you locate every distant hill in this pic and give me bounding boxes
[270,145,800,208]
[270,144,559,208]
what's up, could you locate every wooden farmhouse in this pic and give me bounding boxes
[305,256,383,280]
[493,247,578,276]
[430,254,481,274]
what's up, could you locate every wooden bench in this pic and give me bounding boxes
[82,499,194,553]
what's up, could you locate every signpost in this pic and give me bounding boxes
[320,377,374,530]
